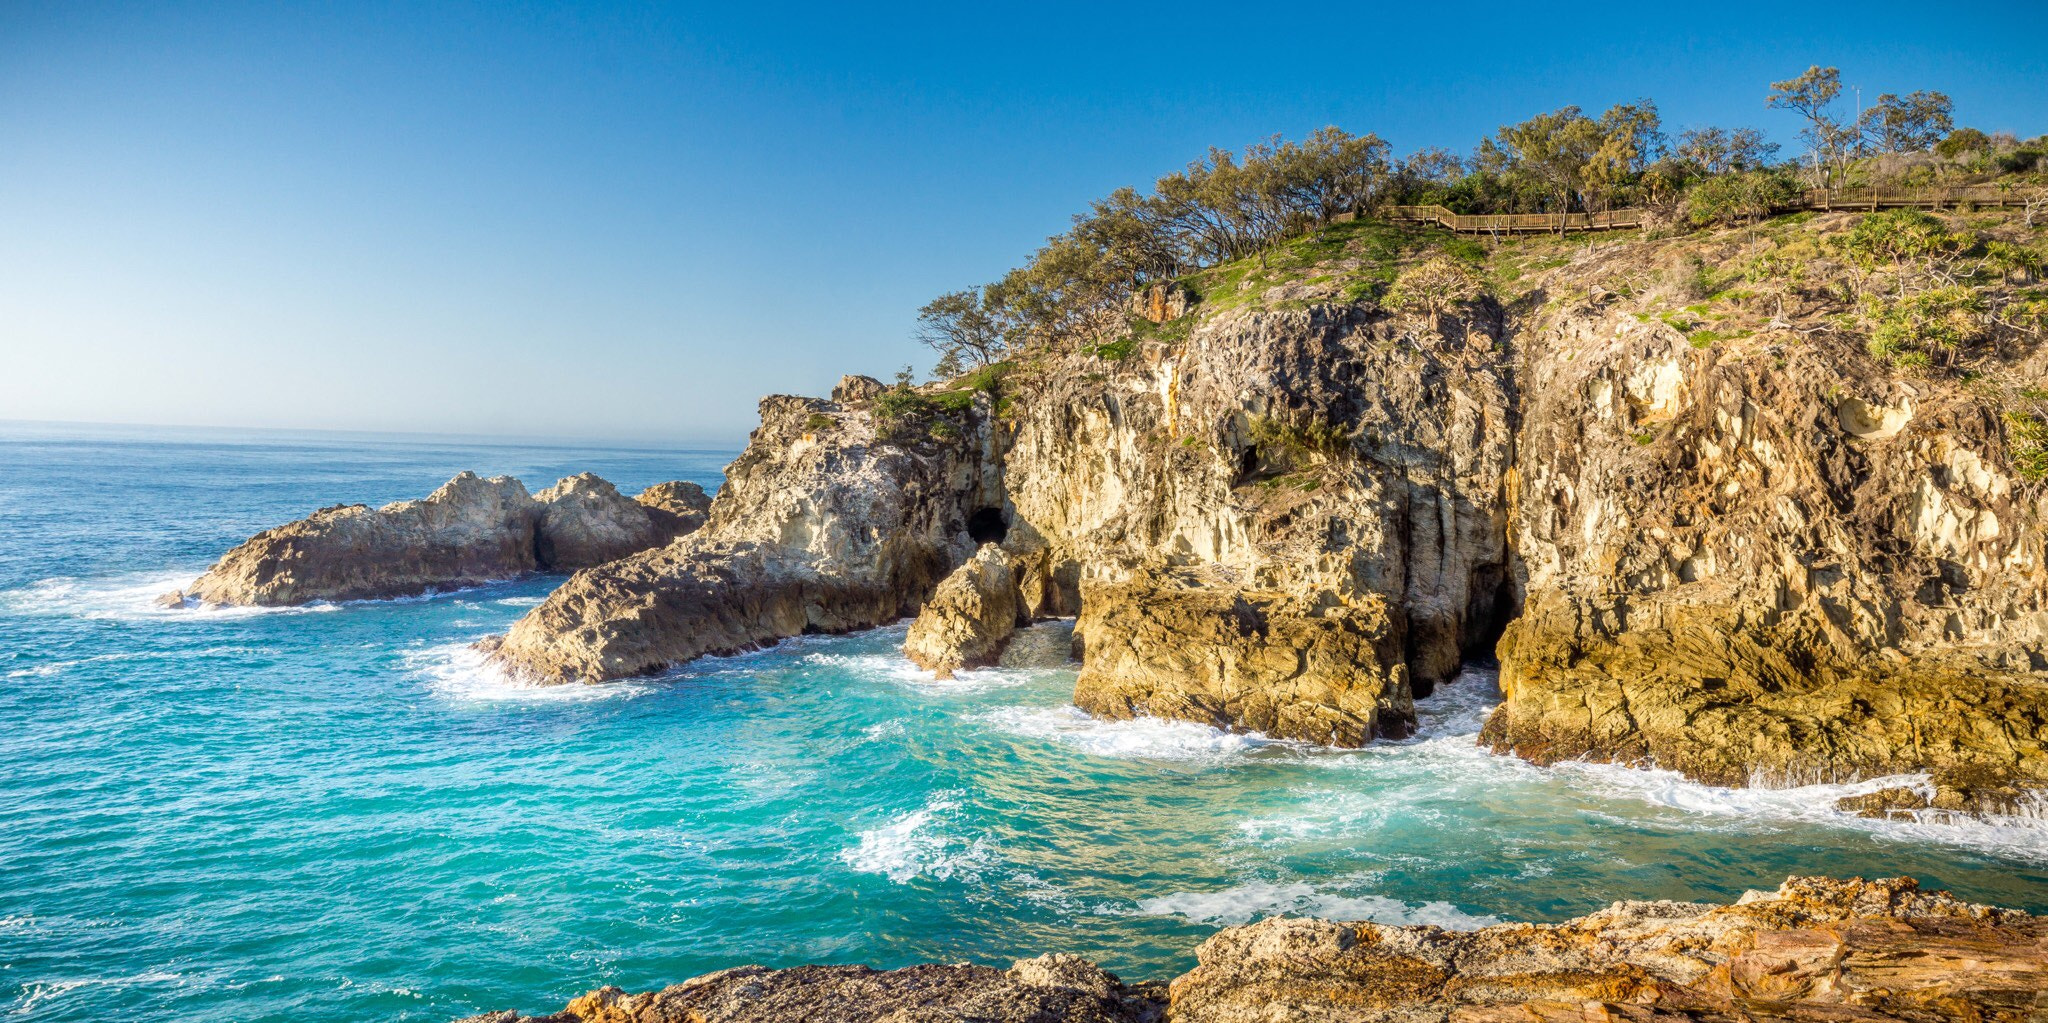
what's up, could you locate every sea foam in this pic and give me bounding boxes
[1134,880,1503,929]
[840,792,993,883]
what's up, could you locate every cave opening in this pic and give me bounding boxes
[967,507,1009,545]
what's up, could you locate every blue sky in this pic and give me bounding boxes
[4,1,2044,445]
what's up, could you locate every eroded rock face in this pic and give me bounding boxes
[535,473,674,571]
[456,954,1163,1023]
[904,544,1025,678]
[486,392,996,683]
[1073,570,1412,745]
[1484,297,2048,793]
[634,480,713,537]
[162,471,706,607]
[1001,305,1515,699]
[1168,876,2045,1023]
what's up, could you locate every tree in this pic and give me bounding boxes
[1935,127,1991,158]
[1768,66,1851,185]
[1860,91,1954,153]
[1585,100,1665,210]
[915,289,1009,375]
[1674,127,1781,174]
[1491,106,1604,215]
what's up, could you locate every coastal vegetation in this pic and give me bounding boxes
[914,67,2045,382]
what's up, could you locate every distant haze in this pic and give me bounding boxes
[3,1,2044,445]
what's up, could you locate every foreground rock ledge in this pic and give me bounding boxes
[456,876,2045,1023]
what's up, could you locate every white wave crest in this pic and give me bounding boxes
[0,573,343,622]
[840,792,992,883]
[1553,761,2048,862]
[8,971,186,1014]
[407,643,651,704]
[975,705,1281,762]
[1134,881,1503,929]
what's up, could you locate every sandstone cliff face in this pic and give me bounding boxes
[903,544,1026,678]
[1484,260,2048,795]
[999,305,1515,699]
[464,877,2042,1023]
[162,472,704,607]
[486,392,998,683]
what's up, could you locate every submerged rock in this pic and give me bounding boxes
[161,471,705,607]
[461,877,2042,1023]
[1073,570,1412,746]
[903,544,1025,678]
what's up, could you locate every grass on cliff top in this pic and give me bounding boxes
[1180,219,1478,314]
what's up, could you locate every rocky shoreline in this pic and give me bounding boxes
[465,213,2044,812]
[456,876,2048,1023]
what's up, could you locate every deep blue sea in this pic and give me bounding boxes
[2,421,2044,1022]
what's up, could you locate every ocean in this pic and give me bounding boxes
[2,421,2043,1022]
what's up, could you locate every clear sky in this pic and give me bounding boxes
[4,1,2044,446]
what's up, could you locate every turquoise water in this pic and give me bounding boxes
[2,422,2045,1023]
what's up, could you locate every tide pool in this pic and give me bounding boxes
[2,423,2044,1023]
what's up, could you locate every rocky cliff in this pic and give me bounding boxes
[161,471,707,607]
[459,876,2046,1023]
[484,381,1000,682]
[484,211,2047,810]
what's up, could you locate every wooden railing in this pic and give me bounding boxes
[1378,183,2042,234]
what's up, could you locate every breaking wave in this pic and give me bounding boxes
[1133,881,1503,929]
[406,642,653,704]
[840,792,994,883]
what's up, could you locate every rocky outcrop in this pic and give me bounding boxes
[162,472,706,607]
[1073,570,1412,745]
[483,212,2046,798]
[633,480,713,537]
[460,877,2042,1023]
[1482,253,2048,794]
[485,391,999,683]
[1168,876,2045,1023]
[458,955,1163,1023]
[1000,303,1515,708]
[535,473,686,571]
[903,544,1025,678]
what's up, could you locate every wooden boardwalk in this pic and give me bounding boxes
[1376,183,2040,235]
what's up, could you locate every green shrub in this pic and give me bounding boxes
[1935,127,1991,158]
[1684,170,1802,226]
[2008,411,2048,482]
[803,413,835,432]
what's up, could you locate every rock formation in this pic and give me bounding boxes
[161,471,706,607]
[633,480,713,537]
[458,954,1161,1023]
[1167,875,2044,1023]
[535,473,693,571]
[484,210,2046,811]
[1073,570,1412,745]
[903,544,1026,678]
[484,391,998,682]
[460,877,2043,1023]
[1480,240,2048,798]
